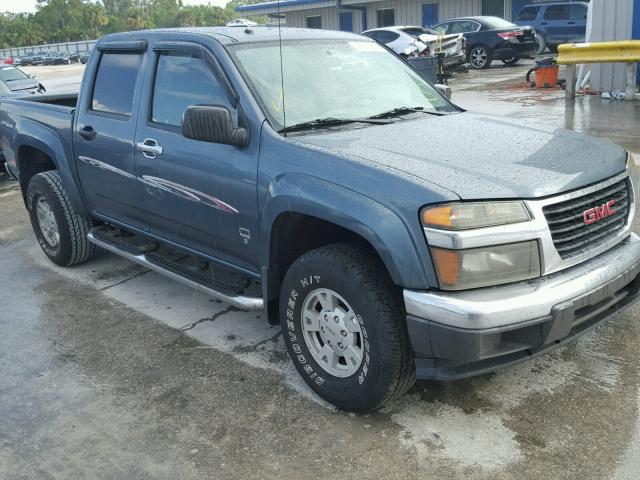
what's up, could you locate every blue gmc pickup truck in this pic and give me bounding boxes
[2,27,639,412]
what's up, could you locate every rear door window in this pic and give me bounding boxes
[91,52,143,116]
[449,21,479,33]
[151,50,229,128]
[517,6,540,21]
[543,5,570,20]
[430,23,449,33]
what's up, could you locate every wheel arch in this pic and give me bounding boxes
[260,174,434,322]
[14,127,89,217]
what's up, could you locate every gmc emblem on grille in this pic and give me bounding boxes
[583,199,617,225]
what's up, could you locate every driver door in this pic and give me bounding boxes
[134,43,259,273]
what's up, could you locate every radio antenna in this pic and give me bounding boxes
[277,0,287,131]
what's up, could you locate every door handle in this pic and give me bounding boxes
[541,22,547,25]
[567,21,575,25]
[136,138,163,159]
[79,125,97,140]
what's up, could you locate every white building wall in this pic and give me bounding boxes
[588,0,634,92]
[283,0,504,32]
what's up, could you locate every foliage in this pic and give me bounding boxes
[0,0,266,49]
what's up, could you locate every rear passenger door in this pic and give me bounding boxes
[74,44,147,230]
[541,4,571,43]
[134,43,259,273]
[568,3,588,41]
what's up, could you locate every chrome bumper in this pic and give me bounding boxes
[404,233,640,330]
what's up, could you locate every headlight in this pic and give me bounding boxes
[431,241,541,290]
[421,201,530,230]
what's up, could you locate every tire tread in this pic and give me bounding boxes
[292,244,415,411]
[36,171,95,266]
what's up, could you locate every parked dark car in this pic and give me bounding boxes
[431,16,538,69]
[513,1,588,53]
[49,51,81,65]
[25,52,47,66]
[79,50,93,64]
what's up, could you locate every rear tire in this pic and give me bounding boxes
[279,244,415,412]
[27,171,95,267]
[501,57,520,65]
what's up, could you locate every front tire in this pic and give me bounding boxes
[279,244,415,412]
[27,171,95,266]
[468,45,492,69]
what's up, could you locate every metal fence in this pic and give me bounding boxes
[0,39,97,58]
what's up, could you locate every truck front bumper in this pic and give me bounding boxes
[404,234,640,380]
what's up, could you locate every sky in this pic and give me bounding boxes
[0,0,228,14]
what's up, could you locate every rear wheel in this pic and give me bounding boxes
[468,45,492,69]
[27,171,95,266]
[501,57,520,65]
[279,244,415,412]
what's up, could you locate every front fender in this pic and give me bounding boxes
[261,173,437,290]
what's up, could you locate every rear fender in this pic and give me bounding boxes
[14,121,88,217]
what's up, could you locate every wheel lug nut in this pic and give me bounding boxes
[341,330,347,336]
[334,316,339,323]
[338,342,343,349]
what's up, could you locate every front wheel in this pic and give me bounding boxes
[27,171,95,267]
[468,45,492,69]
[279,244,415,412]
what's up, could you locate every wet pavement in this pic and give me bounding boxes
[2,66,640,480]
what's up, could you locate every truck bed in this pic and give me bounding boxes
[0,93,78,180]
[7,93,78,109]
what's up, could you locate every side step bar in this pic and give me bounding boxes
[87,230,264,311]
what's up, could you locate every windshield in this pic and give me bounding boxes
[482,17,517,29]
[0,66,28,82]
[231,39,454,131]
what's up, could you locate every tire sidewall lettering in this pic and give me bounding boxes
[286,275,371,389]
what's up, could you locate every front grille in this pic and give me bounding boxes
[543,178,631,259]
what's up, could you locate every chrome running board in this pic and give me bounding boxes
[87,229,264,311]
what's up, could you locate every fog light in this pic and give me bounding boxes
[431,241,541,290]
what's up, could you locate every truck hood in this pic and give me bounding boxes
[294,112,627,200]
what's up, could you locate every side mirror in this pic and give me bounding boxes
[434,83,452,100]
[182,105,249,148]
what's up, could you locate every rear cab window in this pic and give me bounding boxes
[91,52,143,116]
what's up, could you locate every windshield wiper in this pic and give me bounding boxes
[278,117,391,134]
[368,107,449,119]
